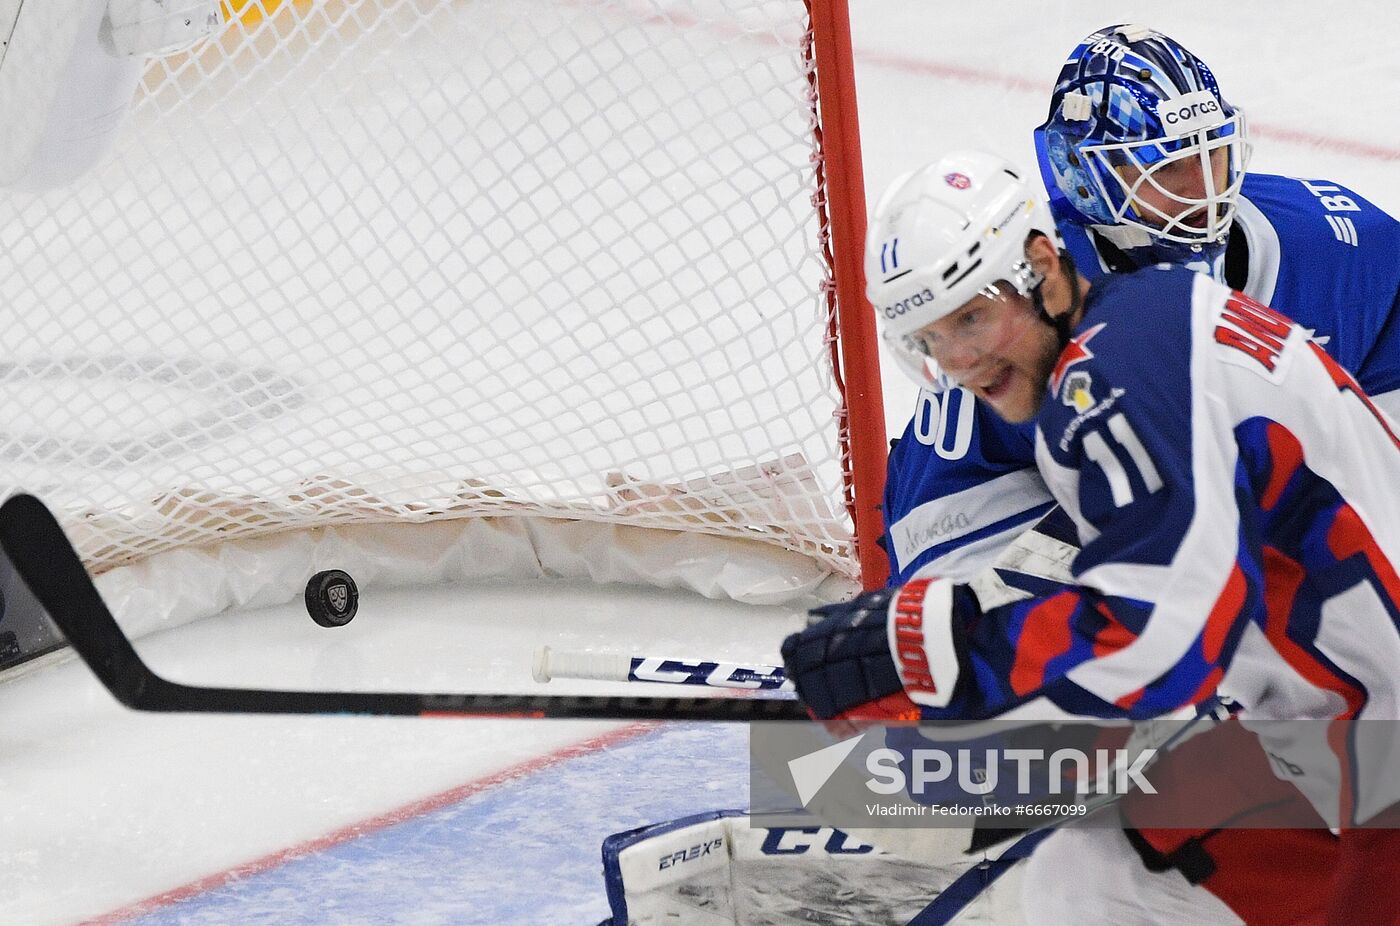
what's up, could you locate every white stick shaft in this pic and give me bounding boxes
[533,646,792,691]
[533,647,635,683]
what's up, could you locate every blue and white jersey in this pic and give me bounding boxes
[882,172,1400,583]
[1062,172,1400,406]
[920,268,1400,823]
[882,391,1050,581]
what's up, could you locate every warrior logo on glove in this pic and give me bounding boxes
[781,579,970,728]
[891,580,937,696]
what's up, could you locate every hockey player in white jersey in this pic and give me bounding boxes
[783,152,1400,925]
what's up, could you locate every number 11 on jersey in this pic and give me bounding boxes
[1082,413,1164,507]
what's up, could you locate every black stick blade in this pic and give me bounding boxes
[0,492,156,708]
[0,494,808,723]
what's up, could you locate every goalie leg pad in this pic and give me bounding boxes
[600,810,1015,926]
[1020,820,1243,926]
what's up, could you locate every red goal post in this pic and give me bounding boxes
[0,0,888,625]
[809,0,888,591]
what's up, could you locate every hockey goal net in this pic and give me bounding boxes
[0,0,885,609]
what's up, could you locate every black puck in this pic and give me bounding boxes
[305,569,359,627]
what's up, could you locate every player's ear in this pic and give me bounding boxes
[1025,231,1060,278]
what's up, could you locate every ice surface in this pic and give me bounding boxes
[2,1,1397,923]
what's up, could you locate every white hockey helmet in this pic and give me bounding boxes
[865,151,1058,390]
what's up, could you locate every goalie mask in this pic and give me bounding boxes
[1033,24,1251,266]
[865,151,1058,392]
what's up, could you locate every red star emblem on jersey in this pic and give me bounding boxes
[1049,322,1106,396]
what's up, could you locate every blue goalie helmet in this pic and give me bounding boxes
[1033,24,1252,266]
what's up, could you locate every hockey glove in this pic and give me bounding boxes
[781,578,968,731]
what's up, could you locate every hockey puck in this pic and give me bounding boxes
[305,570,359,627]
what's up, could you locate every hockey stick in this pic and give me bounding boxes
[532,646,794,693]
[0,493,808,722]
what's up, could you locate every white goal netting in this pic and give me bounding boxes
[0,0,876,584]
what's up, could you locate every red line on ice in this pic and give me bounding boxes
[853,48,1400,163]
[576,0,1400,163]
[76,723,656,926]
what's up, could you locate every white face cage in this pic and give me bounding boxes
[1082,111,1251,246]
[892,261,1045,389]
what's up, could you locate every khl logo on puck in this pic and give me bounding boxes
[305,569,359,627]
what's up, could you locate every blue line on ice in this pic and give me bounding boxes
[119,723,750,926]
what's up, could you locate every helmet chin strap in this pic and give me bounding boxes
[1031,248,1083,350]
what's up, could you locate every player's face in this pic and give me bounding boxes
[1115,146,1230,233]
[909,288,1059,423]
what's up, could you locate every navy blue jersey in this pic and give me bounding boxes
[882,172,1400,583]
[909,268,1400,824]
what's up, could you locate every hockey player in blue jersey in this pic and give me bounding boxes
[784,151,1400,925]
[1027,27,1400,923]
[872,29,1400,922]
[1037,23,1400,410]
[883,24,1400,586]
